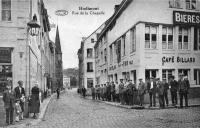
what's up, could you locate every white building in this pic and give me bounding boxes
[96,0,200,92]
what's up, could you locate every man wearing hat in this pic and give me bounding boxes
[157,78,165,108]
[138,78,146,106]
[119,79,124,104]
[147,77,157,107]
[14,80,25,119]
[169,76,178,106]
[3,84,15,125]
[178,74,190,108]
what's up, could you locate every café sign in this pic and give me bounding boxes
[162,56,195,65]
[173,11,200,26]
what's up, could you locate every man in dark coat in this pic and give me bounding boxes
[110,81,116,102]
[157,78,165,108]
[3,84,15,125]
[91,86,95,100]
[119,79,124,104]
[169,76,178,106]
[127,80,133,105]
[147,77,157,107]
[163,79,169,106]
[106,82,111,101]
[178,74,190,108]
[14,80,25,119]
[56,87,60,99]
[138,78,146,106]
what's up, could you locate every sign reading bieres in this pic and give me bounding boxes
[173,11,200,26]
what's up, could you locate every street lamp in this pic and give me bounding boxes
[27,14,40,36]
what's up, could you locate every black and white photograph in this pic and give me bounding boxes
[0,0,200,128]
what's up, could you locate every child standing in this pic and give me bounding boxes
[15,99,22,122]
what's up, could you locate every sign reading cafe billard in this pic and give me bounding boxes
[173,11,200,26]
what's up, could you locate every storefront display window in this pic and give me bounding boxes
[0,65,12,95]
[87,78,93,88]
[162,69,174,82]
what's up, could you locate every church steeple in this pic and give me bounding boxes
[55,26,62,54]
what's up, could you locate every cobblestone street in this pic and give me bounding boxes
[26,89,200,128]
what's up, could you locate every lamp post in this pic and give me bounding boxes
[27,14,40,36]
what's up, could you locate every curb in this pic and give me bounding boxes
[3,93,56,128]
[83,96,200,110]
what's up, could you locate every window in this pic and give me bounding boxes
[194,28,200,51]
[178,27,189,50]
[109,45,113,63]
[145,70,157,80]
[162,27,173,49]
[114,42,118,63]
[87,62,93,72]
[104,48,107,63]
[116,40,121,63]
[178,69,190,79]
[194,69,200,85]
[145,26,158,49]
[87,48,93,58]
[162,69,174,82]
[101,51,103,62]
[91,38,94,43]
[122,34,126,56]
[186,0,196,10]
[169,0,183,8]
[2,0,11,21]
[95,47,99,58]
[130,28,136,52]
[87,78,93,88]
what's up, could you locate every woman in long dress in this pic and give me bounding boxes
[30,83,40,119]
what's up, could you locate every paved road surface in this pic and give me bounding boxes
[24,90,200,128]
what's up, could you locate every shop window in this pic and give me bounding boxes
[178,69,190,79]
[194,69,200,85]
[145,26,158,49]
[169,0,183,8]
[162,27,173,50]
[122,34,126,56]
[87,62,93,72]
[87,48,93,58]
[109,45,113,63]
[131,70,136,84]
[0,65,12,95]
[194,28,200,51]
[145,70,157,80]
[178,27,189,50]
[2,0,11,21]
[186,0,196,10]
[87,78,93,88]
[130,27,136,53]
[162,69,174,82]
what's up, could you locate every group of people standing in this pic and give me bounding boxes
[2,80,41,126]
[90,73,190,109]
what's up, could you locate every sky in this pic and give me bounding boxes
[43,0,122,69]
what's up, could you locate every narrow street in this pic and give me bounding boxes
[28,89,200,128]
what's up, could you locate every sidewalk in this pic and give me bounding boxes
[84,96,200,110]
[1,93,56,128]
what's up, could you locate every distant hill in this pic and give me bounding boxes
[63,68,78,87]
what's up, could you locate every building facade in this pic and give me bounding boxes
[0,0,55,97]
[77,24,105,90]
[95,0,200,91]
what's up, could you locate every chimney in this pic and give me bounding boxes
[114,5,120,12]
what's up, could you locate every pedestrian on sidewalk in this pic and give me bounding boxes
[157,78,165,108]
[15,99,22,122]
[3,84,15,125]
[138,78,145,106]
[169,76,178,106]
[82,87,86,98]
[29,82,40,119]
[111,81,116,102]
[178,74,190,108]
[147,77,157,107]
[163,79,169,106]
[14,80,26,120]
[115,81,120,102]
[56,87,60,99]
[91,86,95,100]
[102,84,107,101]
[119,79,124,105]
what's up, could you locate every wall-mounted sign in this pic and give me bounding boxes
[0,48,11,63]
[162,56,195,65]
[173,11,200,26]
